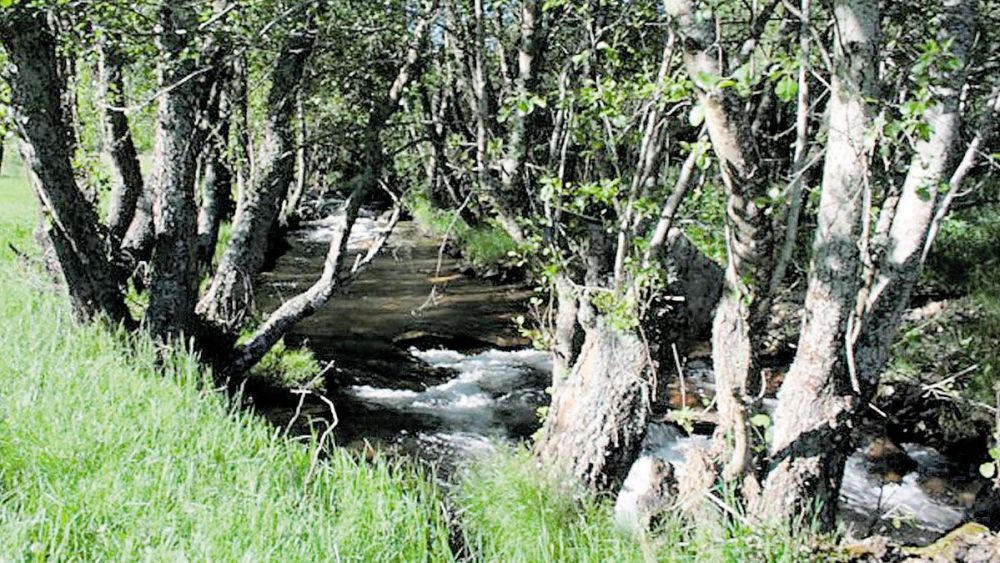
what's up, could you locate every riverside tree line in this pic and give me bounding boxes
[1,0,998,533]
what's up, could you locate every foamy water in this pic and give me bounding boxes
[293,211,387,248]
[639,422,967,540]
[345,345,967,541]
[348,347,552,454]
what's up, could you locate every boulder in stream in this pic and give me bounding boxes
[614,455,677,533]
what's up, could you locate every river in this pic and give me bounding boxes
[251,209,981,545]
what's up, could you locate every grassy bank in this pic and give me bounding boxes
[404,189,518,270]
[0,155,822,561]
[0,158,451,559]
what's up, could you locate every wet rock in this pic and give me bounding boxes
[865,437,918,482]
[844,534,893,561]
[901,522,1000,562]
[614,456,677,533]
[972,484,1000,530]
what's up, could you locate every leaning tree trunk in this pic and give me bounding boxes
[855,0,977,393]
[665,0,773,485]
[98,38,145,249]
[755,0,879,529]
[196,29,316,335]
[0,9,129,324]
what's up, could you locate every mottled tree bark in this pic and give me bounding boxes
[97,38,145,249]
[551,273,581,384]
[756,0,879,528]
[855,0,977,392]
[0,10,129,323]
[145,2,216,338]
[196,29,316,334]
[536,315,651,490]
[197,77,235,269]
[665,0,773,483]
[279,92,308,229]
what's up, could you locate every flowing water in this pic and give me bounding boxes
[252,211,981,545]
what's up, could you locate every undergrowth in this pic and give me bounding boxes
[883,204,1000,446]
[405,189,517,269]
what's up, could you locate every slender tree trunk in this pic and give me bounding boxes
[665,0,773,483]
[470,0,525,242]
[855,0,977,391]
[121,180,155,268]
[279,92,308,229]
[197,78,235,269]
[768,0,812,296]
[0,9,129,323]
[98,38,145,250]
[756,0,879,528]
[233,54,252,219]
[196,29,316,334]
[145,3,216,338]
[497,0,542,225]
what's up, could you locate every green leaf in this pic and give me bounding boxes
[989,447,1000,460]
[980,462,996,479]
[689,103,705,127]
[750,414,771,428]
[774,75,798,103]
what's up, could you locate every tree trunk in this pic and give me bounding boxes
[497,0,543,226]
[145,2,217,339]
[98,38,145,250]
[536,315,651,490]
[665,0,773,483]
[279,92,308,229]
[756,0,879,528]
[0,9,129,323]
[551,273,581,384]
[855,0,977,392]
[196,29,316,334]
[197,79,235,269]
[469,0,525,243]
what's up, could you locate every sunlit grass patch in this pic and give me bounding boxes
[0,263,451,560]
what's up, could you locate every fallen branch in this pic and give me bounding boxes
[223,189,401,377]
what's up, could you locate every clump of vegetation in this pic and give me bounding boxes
[455,447,827,562]
[405,189,518,270]
[883,205,1000,447]
[250,337,325,391]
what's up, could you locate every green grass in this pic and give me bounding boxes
[0,156,451,560]
[405,189,518,269]
[0,148,36,255]
[250,338,325,390]
[456,447,826,562]
[0,151,825,560]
